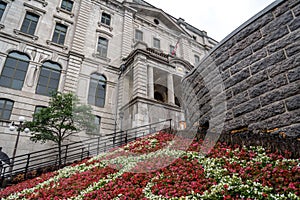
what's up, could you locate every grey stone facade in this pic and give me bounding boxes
[183,0,300,138]
[0,0,216,156]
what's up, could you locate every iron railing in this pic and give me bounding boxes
[0,119,172,187]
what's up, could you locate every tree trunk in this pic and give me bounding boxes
[58,137,62,167]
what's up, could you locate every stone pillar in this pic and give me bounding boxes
[148,65,154,99]
[132,54,147,99]
[167,73,175,104]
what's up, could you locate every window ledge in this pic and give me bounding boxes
[56,7,74,18]
[14,29,39,40]
[46,40,68,50]
[97,22,113,31]
[92,53,111,62]
[28,0,48,7]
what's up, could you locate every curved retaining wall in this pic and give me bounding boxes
[183,0,300,137]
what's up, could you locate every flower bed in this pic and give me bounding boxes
[1,130,299,200]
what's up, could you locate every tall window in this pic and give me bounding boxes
[0,99,14,120]
[97,37,108,57]
[87,115,101,134]
[36,61,61,96]
[0,52,30,90]
[0,1,7,21]
[194,55,200,65]
[153,38,160,49]
[88,73,106,107]
[52,23,67,45]
[33,106,47,120]
[101,12,111,26]
[135,30,143,41]
[60,0,73,12]
[21,12,39,35]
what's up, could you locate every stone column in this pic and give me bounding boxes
[167,73,175,104]
[148,65,154,99]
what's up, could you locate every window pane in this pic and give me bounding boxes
[21,13,39,35]
[61,0,73,12]
[36,63,61,96]
[52,24,67,45]
[0,76,10,87]
[0,99,14,120]
[0,52,29,90]
[0,1,7,20]
[12,79,23,90]
[14,70,26,80]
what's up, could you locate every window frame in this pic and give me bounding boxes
[20,12,40,35]
[153,37,160,49]
[0,1,7,21]
[60,0,74,12]
[36,61,61,96]
[88,73,107,108]
[194,55,200,65]
[135,29,143,41]
[51,23,68,45]
[97,36,108,58]
[101,12,111,26]
[0,98,14,121]
[0,51,30,90]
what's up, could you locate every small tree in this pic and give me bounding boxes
[24,92,96,166]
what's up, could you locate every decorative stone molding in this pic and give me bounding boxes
[46,40,68,50]
[28,0,48,7]
[92,53,111,62]
[24,2,46,14]
[56,7,75,18]
[14,29,39,41]
[53,14,74,25]
[97,22,113,31]
[96,29,113,37]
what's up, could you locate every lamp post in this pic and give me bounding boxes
[9,116,30,170]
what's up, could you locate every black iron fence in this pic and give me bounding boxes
[0,119,172,187]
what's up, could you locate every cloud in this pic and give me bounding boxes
[146,0,275,41]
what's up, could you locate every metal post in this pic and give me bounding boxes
[64,145,69,165]
[125,131,128,144]
[97,137,100,155]
[24,154,30,179]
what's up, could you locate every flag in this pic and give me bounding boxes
[171,38,180,56]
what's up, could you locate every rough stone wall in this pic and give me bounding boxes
[183,0,300,137]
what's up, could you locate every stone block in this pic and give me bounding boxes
[285,95,300,111]
[261,11,293,36]
[250,50,286,75]
[267,29,300,54]
[287,67,300,82]
[248,80,275,98]
[233,97,260,117]
[260,101,286,120]
[289,15,300,32]
[224,68,250,89]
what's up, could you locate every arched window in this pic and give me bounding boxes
[36,61,61,96]
[0,99,14,120]
[0,51,30,90]
[88,73,106,107]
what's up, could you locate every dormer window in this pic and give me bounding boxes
[101,12,111,26]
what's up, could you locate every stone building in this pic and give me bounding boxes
[0,0,217,156]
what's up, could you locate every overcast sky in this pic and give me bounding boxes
[145,0,276,42]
